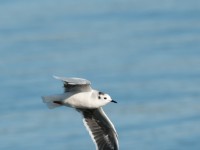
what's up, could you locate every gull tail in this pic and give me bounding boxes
[42,94,66,109]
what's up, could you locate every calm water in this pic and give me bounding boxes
[1,0,200,149]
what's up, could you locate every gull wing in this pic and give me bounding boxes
[53,76,92,92]
[77,108,119,150]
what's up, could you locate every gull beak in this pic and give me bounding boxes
[111,100,117,103]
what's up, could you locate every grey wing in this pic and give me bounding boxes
[53,76,92,92]
[77,108,119,150]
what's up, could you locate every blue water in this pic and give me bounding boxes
[1,0,200,149]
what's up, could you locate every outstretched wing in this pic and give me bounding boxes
[53,76,92,92]
[77,108,119,150]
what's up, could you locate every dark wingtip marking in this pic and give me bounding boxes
[53,101,63,105]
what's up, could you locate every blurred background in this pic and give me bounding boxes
[1,0,200,149]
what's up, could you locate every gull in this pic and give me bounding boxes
[42,76,119,150]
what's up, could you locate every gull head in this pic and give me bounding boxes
[96,91,117,106]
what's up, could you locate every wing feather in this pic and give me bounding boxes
[53,76,92,92]
[78,108,119,150]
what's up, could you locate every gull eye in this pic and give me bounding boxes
[104,97,107,99]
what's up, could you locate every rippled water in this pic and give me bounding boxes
[1,0,200,150]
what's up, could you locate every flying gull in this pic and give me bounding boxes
[42,76,119,150]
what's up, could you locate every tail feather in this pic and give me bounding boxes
[42,94,66,109]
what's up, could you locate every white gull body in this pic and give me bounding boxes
[42,76,119,150]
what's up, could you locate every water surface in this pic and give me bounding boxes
[1,0,200,149]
